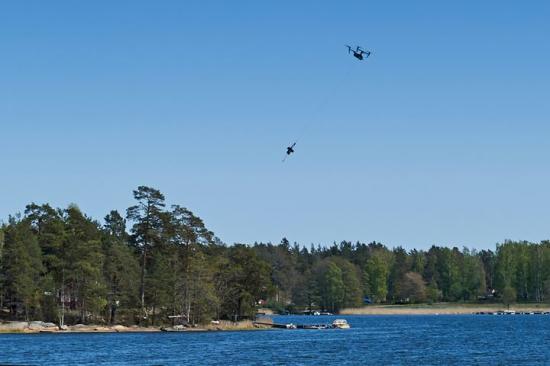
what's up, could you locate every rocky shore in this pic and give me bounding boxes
[0,320,269,334]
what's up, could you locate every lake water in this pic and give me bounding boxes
[2,315,550,365]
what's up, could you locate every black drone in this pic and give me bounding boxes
[286,143,296,156]
[282,142,296,162]
[346,45,371,60]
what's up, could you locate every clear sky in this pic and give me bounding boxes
[1,0,549,250]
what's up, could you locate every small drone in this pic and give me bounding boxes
[282,142,296,162]
[346,45,371,60]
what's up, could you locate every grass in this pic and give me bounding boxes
[204,320,270,331]
[0,328,27,333]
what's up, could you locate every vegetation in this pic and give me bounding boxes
[2,186,550,325]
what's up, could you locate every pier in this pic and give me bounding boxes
[253,319,350,330]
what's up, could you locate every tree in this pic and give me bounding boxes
[460,250,486,301]
[168,205,216,324]
[397,272,427,303]
[410,249,425,274]
[102,211,140,324]
[332,257,362,308]
[253,240,300,306]
[479,249,495,291]
[63,205,106,323]
[502,286,516,309]
[1,218,43,320]
[543,279,550,304]
[291,269,317,310]
[23,203,66,323]
[126,186,166,318]
[364,254,389,303]
[426,281,442,304]
[216,245,272,320]
[180,250,218,324]
[388,246,409,301]
[315,261,344,312]
[0,226,4,264]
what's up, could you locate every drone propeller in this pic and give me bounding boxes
[345,45,352,53]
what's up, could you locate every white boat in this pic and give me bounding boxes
[332,319,350,329]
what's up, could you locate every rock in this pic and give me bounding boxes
[0,321,29,330]
[28,321,47,330]
[59,325,68,330]
[28,321,56,329]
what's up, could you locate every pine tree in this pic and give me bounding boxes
[63,205,106,323]
[126,186,166,319]
[103,211,140,324]
[1,218,43,320]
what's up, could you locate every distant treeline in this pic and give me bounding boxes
[1,186,549,325]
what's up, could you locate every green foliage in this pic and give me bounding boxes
[63,205,106,322]
[1,218,43,320]
[321,262,344,312]
[364,253,389,303]
[0,226,4,263]
[126,186,166,316]
[332,257,363,308]
[396,272,427,303]
[215,245,271,320]
[254,239,300,306]
[309,260,344,312]
[102,211,140,324]
[426,282,442,304]
[4,188,550,326]
[388,247,409,301]
[461,250,486,301]
[502,286,517,309]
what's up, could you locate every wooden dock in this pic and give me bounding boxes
[253,321,345,330]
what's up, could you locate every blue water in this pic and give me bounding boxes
[2,315,550,365]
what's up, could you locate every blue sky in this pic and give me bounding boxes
[1,0,549,249]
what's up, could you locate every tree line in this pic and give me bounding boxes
[1,186,550,325]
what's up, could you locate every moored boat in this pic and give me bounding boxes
[332,319,350,329]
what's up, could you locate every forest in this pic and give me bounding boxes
[1,186,550,326]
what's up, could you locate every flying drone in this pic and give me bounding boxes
[346,45,371,60]
[282,142,296,162]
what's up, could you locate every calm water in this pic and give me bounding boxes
[2,315,550,365]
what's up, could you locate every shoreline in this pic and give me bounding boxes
[340,303,550,315]
[0,320,270,334]
[5,304,550,333]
